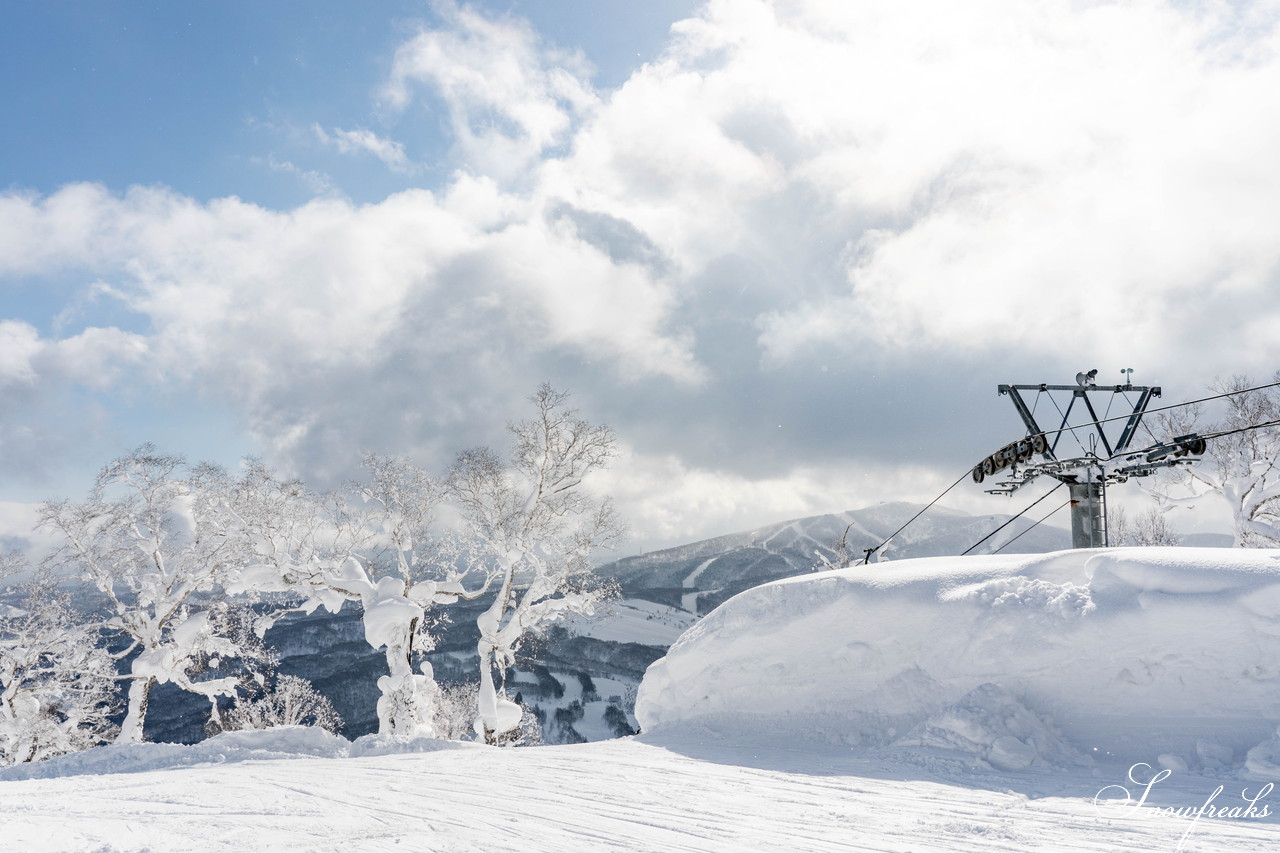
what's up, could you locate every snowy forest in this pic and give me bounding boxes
[2,384,624,764]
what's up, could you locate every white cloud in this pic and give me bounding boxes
[0,320,146,390]
[0,321,41,388]
[594,442,974,551]
[0,183,122,276]
[0,320,149,487]
[474,215,705,383]
[256,155,336,195]
[0,175,703,480]
[313,125,416,174]
[37,326,150,389]
[381,0,598,180]
[658,0,1280,376]
[0,501,50,555]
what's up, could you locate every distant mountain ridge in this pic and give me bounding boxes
[602,501,1071,615]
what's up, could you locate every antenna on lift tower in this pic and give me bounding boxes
[971,368,1207,548]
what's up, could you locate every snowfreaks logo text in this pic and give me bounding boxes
[1093,763,1273,850]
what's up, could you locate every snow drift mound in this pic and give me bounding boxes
[636,548,1280,770]
[889,682,1091,772]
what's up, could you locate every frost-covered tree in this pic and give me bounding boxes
[38,445,247,742]
[494,701,545,747]
[448,384,623,744]
[812,521,856,571]
[193,597,339,737]
[433,681,481,741]
[345,455,497,737]
[1131,507,1181,546]
[212,674,343,736]
[220,460,333,614]
[1108,506,1181,546]
[1107,505,1131,546]
[227,456,495,738]
[191,600,287,723]
[1153,374,1280,547]
[1,554,119,764]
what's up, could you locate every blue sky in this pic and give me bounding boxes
[4,0,1280,551]
[1,2,694,207]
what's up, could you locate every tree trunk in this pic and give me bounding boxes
[376,630,439,738]
[117,675,155,743]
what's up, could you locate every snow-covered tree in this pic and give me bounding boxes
[1,554,118,764]
[1153,374,1280,547]
[344,455,496,737]
[1107,505,1131,546]
[812,521,856,571]
[433,680,481,741]
[226,456,495,738]
[37,445,247,742]
[448,384,623,744]
[220,460,334,612]
[1108,505,1181,546]
[212,674,343,736]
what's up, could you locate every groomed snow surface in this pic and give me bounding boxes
[5,548,1280,851]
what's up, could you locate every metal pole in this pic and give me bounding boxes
[1068,481,1106,548]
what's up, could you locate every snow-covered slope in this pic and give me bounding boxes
[638,547,1280,772]
[7,548,1280,851]
[4,726,1278,851]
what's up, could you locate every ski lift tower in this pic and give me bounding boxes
[970,369,1206,548]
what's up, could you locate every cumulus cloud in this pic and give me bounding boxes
[0,320,146,389]
[642,0,1280,375]
[381,0,598,179]
[0,174,702,488]
[0,319,148,485]
[0,321,41,388]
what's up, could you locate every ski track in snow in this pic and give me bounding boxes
[3,737,1277,852]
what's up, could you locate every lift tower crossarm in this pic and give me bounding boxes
[998,383,1160,393]
[997,383,1161,462]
